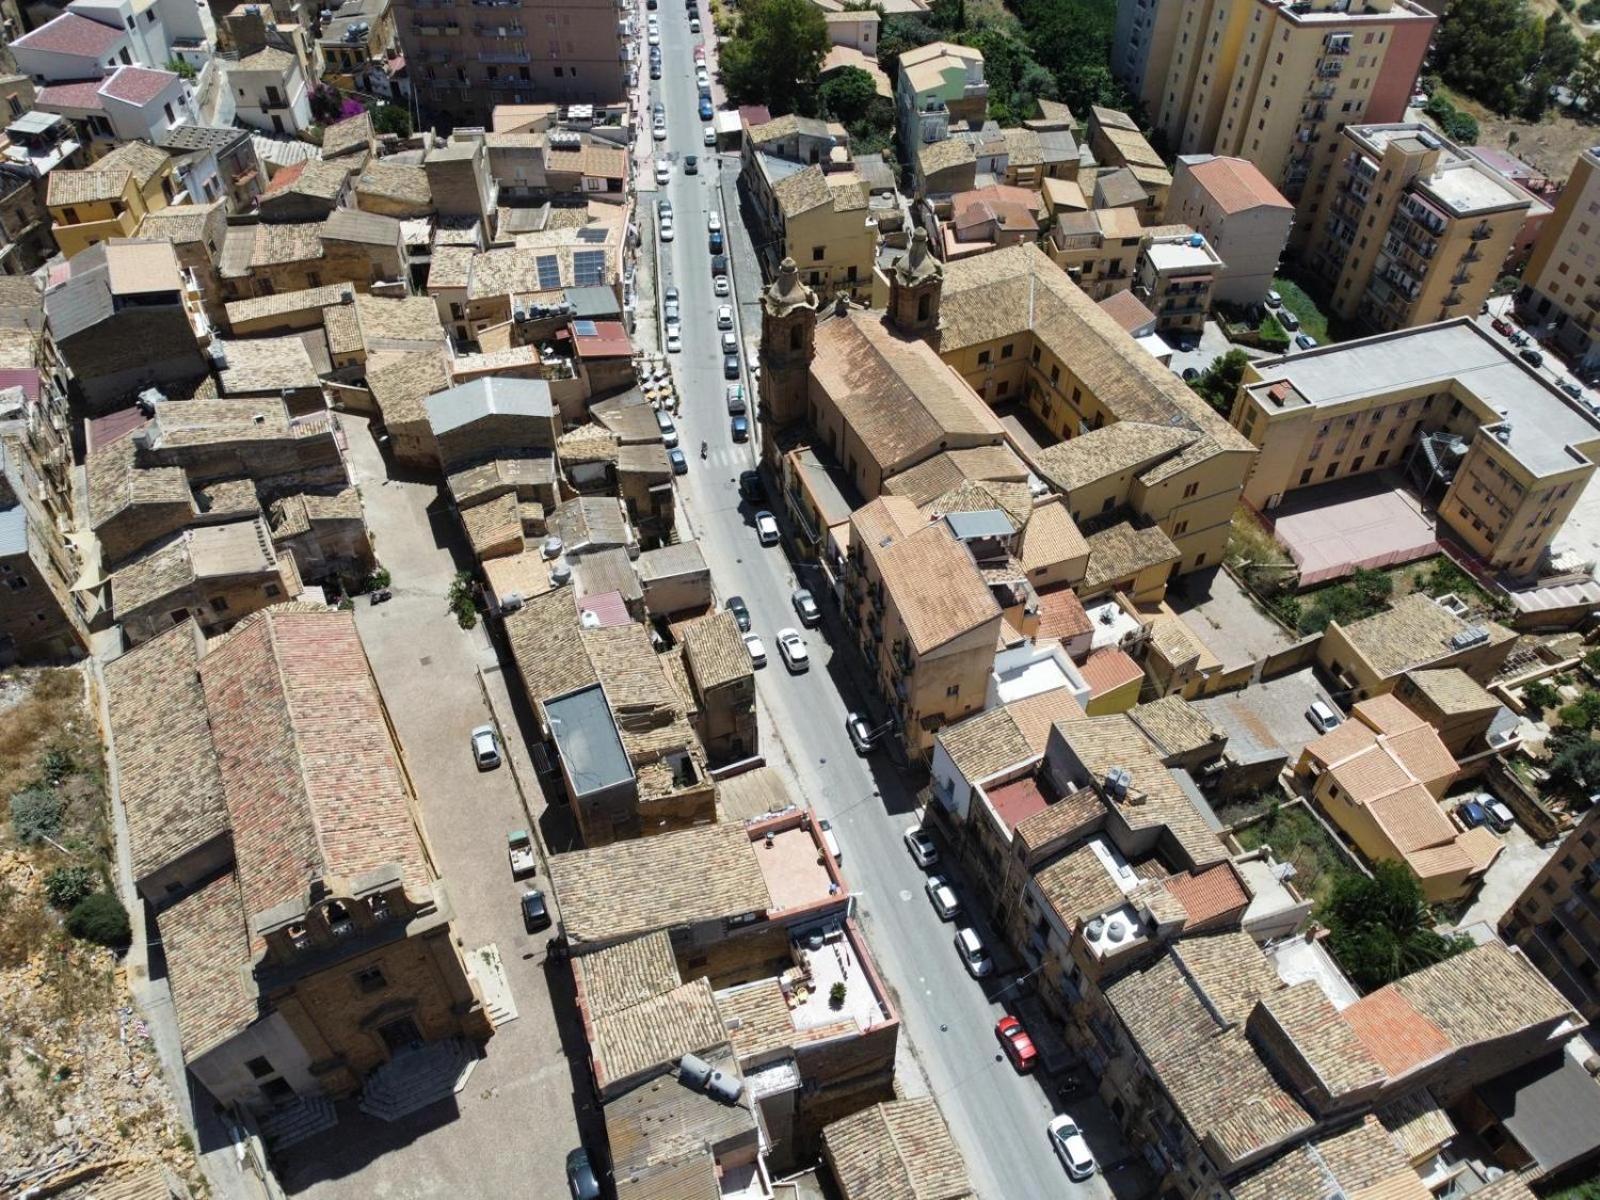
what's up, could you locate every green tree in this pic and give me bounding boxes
[1550,738,1600,795]
[720,0,829,115]
[1561,690,1600,732]
[1190,348,1251,415]
[817,67,879,126]
[878,14,939,76]
[1522,679,1560,715]
[372,103,412,139]
[927,0,965,32]
[1423,94,1480,144]
[1431,0,1542,114]
[1320,861,1475,993]
[66,892,131,949]
[1573,34,1600,111]
[1525,18,1584,117]
[1015,0,1130,115]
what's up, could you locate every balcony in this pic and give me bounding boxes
[477,48,530,61]
[1470,223,1493,241]
[1316,58,1343,78]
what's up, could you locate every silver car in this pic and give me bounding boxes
[470,725,502,770]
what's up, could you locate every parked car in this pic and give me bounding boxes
[904,826,939,868]
[521,888,551,932]
[712,253,728,276]
[1047,1116,1097,1181]
[713,274,731,297]
[755,511,780,545]
[725,595,751,632]
[1457,798,1489,829]
[655,161,670,185]
[791,587,819,625]
[656,197,672,219]
[846,711,877,754]
[689,16,699,31]
[731,414,749,441]
[739,469,764,502]
[996,1015,1038,1072]
[1294,333,1318,351]
[699,95,713,120]
[709,229,724,253]
[742,632,767,667]
[665,327,682,354]
[708,211,722,233]
[1265,289,1283,309]
[953,927,993,978]
[663,299,679,324]
[721,331,739,356]
[1306,700,1341,733]
[684,155,698,175]
[724,353,740,379]
[1486,800,1516,833]
[1492,317,1513,336]
[726,383,746,414]
[817,817,842,865]
[704,126,716,147]
[566,1148,602,1200]
[1277,309,1301,332]
[659,219,675,242]
[507,829,537,880]
[925,874,960,920]
[655,409,678,448]
[1510,331,1530,347]
[1561,380,1584,399]
[717,303,733,328]
[471,724,502,770]
[1520,347,1545,368]
[668,446,688,475]
[664,285,678,305]
[776,627,809,671]
[649,60,662,78]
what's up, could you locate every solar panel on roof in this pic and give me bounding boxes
[535,254,561,290]
[573,319,598,337]
[572,249,606,286]
[577,226,607,243]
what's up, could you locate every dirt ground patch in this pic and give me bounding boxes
[1438,85,1595,183]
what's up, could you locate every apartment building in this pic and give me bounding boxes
[1045,206,1145,300]
[230,46,313,137]
[396,0,626,129]
[0,434,88,663]
[1519,146,1600,371]
[1114,0,1436,241]
[1232,320,1600,574]
[1166,154,1293,305]
[1502,803,1600,1022]
[1307,125,1529,333]
[46,139,175,257]
[1133,231,1220,336]
[894,40,986,149]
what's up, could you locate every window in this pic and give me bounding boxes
[264,583,282,598]
[1173,520,1188,535]
[6,575,26,591]
[1050,364,1060,384]
[1182,482,1198,499]
[1300,468,1313,485]
[811,245,824,262]
[245,1056,276,1079]
[209,596,229,612]
[354,966,388,993]
[945,684,959,697]
[1001,343,1014,359]
[977,349,991,365]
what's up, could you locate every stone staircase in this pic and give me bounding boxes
[358,1039,478,1122]
[258,1094,339,1150]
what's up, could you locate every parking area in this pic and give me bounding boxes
[1455,823,1555,932]
[1166,567,1298,671]
[1267,473,1440,587]
[1163,318,1242,375]
[1194,667,1341,768]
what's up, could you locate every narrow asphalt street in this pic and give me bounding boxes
[272,419,584,1200]
[649,6,1124,1196]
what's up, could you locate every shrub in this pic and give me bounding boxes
[1584,648,1600,676]
[829,981,847,1008]
[65,892,130,948]
[448,571,478,630]
[41,746,73,786]
[44,866,95,910]
[10,788,63,845]
[1523,680,1560,715]
[1560,690,1600,733]
[368,566,392,591]
[1258,315,1290,350]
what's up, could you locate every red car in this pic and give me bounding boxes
[1492,317,1514,337]
[996,1015,1038,1072]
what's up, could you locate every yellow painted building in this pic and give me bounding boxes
[1519,146,1600,371]
[1307,125,1529,333]
[46,140,174,258]
[771,168,876,304]
[1231,319,1600,574]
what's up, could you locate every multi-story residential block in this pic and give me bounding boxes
[1045,206,1145,300]
[1501,804,1600,1021]
[46,139,175,256]
[937,183,1040,262]
[396,0,625,129]
[1231,320,1600,575]
[1133,231,1220,336]
[35,66,198,155]
[895,41,986,149]
[680,610,757,766]
[1518,146,1600,371]
[1166,154,1294,305]
[317,0,401,100]
[751,165,873,304]
[229,46,313,137]
[1307,125,1529,333]
[13,0,215,86]
[1114,0,1436,242]
[822,1099,973,1200]
[1085,105,1169,222]
[104,607,493,1114]
[0,432,88,663]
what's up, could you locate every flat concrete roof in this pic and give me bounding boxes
[1252,320,1600,477]
[547,683,634,796]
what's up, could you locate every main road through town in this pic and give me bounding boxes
[643,6,1116,1196]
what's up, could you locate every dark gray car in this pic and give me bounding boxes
[566,1148,601,1200]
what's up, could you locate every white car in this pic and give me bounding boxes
[755,510,780,545]
[666,327,682,354]
[720,330,739,356]
[776,627,808,672]
[717,304,733,329]
[707,211,722,233]
[655,161,670,185]
[954,927,992,978]
[470,725,502,770]
[903,826,939,868]
[925,874,960,920]
[1047,1116,1097,1182]
[742,632,767,667]
[713,275,730,297]
[653,122,667,142]
[655,409,678,448]
[647,29,659,44]
[703,126,716,147]
[1306,699,1341,733]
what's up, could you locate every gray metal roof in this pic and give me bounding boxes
[546,683,634,797]
[567,284,623,319]
[0,503,26,557]
[424,376,554,435]
[1481,1052,1600,1173]
[321,208,400,246]
[944,509,1015,540]
[156,124,250,153]
[43,269,113,341]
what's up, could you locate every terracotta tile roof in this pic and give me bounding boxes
[86,436,192,532]
[1079,646,1142,696]
[1034,842,1124,923]
[366,349,451,427]
[875,522,1000,655]
[811,310,1003,476]
[1184,155,1292,214]
[1106,933,1311,1169]
[1255,979,1388,1096]
[1013,785,1105,855]
[1035,585,1092,641]
[936,705,1035,783]
[1376,1088,1456,1162]
[549,823,771,946]
[1368,784,1461,854]
[1230,1115,1428,1200]
[1472,1175,1540,1200]
[35,79,106,112]
[589,976,729,1094]
[158,869,257,1059]
[1341,984,1453,1078]
[1130,695,1222,759]
[1018,499,1088,573]
[1354,692,1427,735]
[1008,688,1085,749]
[48,167,131,207]
[1388,939,1574,1052]
[504,586,596,705]
[1097,289,1156,334]
[917,136,976,177]
[545,141,628,181]
[226,281,354,327]
[682,610,750,694]
[105,620,229,881]
[1404,667,1498,716]
[883,445,1030,505]
[924,478,1033,529]
[822,1098,974,1200]
[1035,423,1197,494]
[322,112,374,159]
[1162,862,1247,930]
[572,930,681,1021]
[201,607,432,925]
[1082,521,1180,591]
[14,11,125,57]
[355,160,431,209]
[1335,593,1514,681]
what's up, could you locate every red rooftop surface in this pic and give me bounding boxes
[572,319,632,360]
[99,66,178,106]
[86,407,150,452]
[35,79,108,113]
[1079,647,1143,697]
[1036,585,1092,641]
[737,105,772,127]
[1163,862,1249,932]
[985,774,1050,834]
[14,11,125,58]
[577,589,631,628]
[0,368,42,406]
[263,161,307,195]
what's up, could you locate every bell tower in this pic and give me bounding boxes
[888,227,943,337]
[759,256,818,434]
